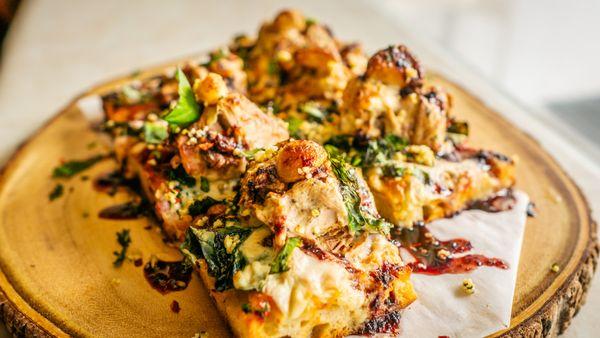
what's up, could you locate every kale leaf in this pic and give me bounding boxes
[181,226,252,291]
[325,134,407,168]
[270,237,301,273]
[326,146,391,234]
[167,165,196,187]
[188,197,222,217]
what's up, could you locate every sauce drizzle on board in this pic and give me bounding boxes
[94,171,151,220]
[393,191,515,275]
[143,257,193,294]
[98,201,146,219]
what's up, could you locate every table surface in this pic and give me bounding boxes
[0,0,598,337]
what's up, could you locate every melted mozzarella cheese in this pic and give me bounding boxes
[262,250,365,319]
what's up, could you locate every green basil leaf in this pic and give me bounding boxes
[163,68,201,127]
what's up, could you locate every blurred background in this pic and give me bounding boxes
[0,0,598,337]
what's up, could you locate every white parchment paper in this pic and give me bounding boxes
[398,190,529,337]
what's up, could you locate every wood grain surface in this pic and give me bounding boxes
[0,62,596,337]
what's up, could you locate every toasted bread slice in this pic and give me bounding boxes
[181,140,416,337]
[365,148,515,227]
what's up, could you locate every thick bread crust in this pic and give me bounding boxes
[197,261,258,338]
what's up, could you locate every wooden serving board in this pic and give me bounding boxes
[0,61,596,338]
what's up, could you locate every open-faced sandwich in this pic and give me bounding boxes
[99,9,516,337]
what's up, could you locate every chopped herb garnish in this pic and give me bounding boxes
[52,154,105,178]
[49,184,64,201]
[325,134,407,168]
[143,121,169,144]
[286,117,303,138]
[270,237,301,273]
[200,177,210,193]
[267,60,280,76]
[167,165,196,187]
[188,197,221,217]
[208,48,227,64]
[240,301,270,318]
[306,18,317,26]
[113,229,131,267]
[363,135,407,165]
[162,68,201,127]
[381,164,406,178]
[86,142,97,149]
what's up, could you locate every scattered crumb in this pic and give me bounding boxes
[551,263,560,273]
[192,331,208,338]
[171,300,181,313]
[436,249,451,260]
[82,212,90,218]
[462,278,475,295]
[110,278,121,286]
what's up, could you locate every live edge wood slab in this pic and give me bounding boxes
[0,59,596,338]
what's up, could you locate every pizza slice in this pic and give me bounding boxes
[181,140,416,337]
[332,45,515,227]
[101,69,288,240]
[230,9,368,143]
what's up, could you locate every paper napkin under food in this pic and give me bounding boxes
[398,190,529,337]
